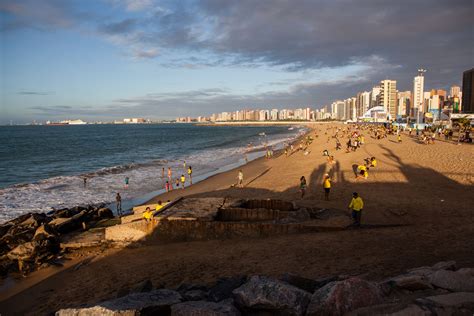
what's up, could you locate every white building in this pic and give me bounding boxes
[413,73,425,119]
[397,91,411,117]
[270,109,279,121]
[450,85,461,98]
[379,80,397,120]
[370,86,381,109]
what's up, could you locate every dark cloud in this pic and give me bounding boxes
[98,18,136,35]
[3,0,473,118]
[0,0,88,31]
[103,0,472,94]
[18,91,54,96]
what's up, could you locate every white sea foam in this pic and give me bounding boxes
[0,129,304,223]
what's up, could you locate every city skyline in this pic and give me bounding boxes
[1,0,473,124]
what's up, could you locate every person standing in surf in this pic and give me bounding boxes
[187,166,193,184]
[168,167,172,181]
[116,193,122,216]
[180,174,186,189]
[124,177,129,189]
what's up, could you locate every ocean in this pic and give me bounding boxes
[0,123,303,223]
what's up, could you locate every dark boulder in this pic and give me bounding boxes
[208,275,247,302]
[33,224,58,242]
[49,210,88,234]
[97,208,114,219]
[116,279,154,298]
[56,289,182,315]
[53,207,85,219]
[171,300,240,316]
[233,275,311,316]
[306,277,384,316]
[428,269,474,292]
[18,213,48,228]
[280,273,337,293]
[382,274,433,292]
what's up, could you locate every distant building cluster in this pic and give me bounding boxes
[113,118,150,124]
[177,107,328,123]
[178,68,474,124]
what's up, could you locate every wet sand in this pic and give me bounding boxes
[1,123,473,315]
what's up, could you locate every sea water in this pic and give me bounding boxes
[0,124,304,222]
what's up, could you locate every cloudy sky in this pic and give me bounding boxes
[1,0,473,123]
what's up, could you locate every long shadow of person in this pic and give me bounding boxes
[351,164,359,177]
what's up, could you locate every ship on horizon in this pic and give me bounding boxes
[46,119,87,126]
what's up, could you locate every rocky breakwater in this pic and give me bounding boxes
[56,260,474,315]
[0,205,115,275]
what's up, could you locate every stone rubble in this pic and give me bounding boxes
[0,205,114,275]
[55,260,474,315]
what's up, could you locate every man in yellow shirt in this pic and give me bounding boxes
[323,174,332,201]
[348,192,364,227]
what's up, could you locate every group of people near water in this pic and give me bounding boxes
[162,162,193,192]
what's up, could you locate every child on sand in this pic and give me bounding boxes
[175,178,180,189]
[300,176,307,198]
[165,181,171,192]
[143,207,153,222]
[398,134,402,143]
[370,157,377,168]
[357,165,369,179]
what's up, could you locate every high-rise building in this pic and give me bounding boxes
[461,68,474,113]
[450,85,461,98]
[370,86,381,109]
[397,91,411,117]
[413,69,426,120]
[270,109,279,120]
[379,80,397,120]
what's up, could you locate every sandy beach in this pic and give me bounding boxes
[1,123,473,314]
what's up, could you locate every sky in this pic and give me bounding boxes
[0,0,473,123]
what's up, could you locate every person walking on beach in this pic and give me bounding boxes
[348,192,364,227]
[300,176,307,198]
[116,193,122,216]
[323,174,331,201]
[180,174,186,189]
[124,177,129,189]
[187,166,193,184]
[183,160,186,170]
[165,180,171,192]
[161,167,165,179]
[238,170,244,188]
[83,177,87,188]
[398,134,402,143]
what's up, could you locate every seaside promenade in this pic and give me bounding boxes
[1,123,473,314]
